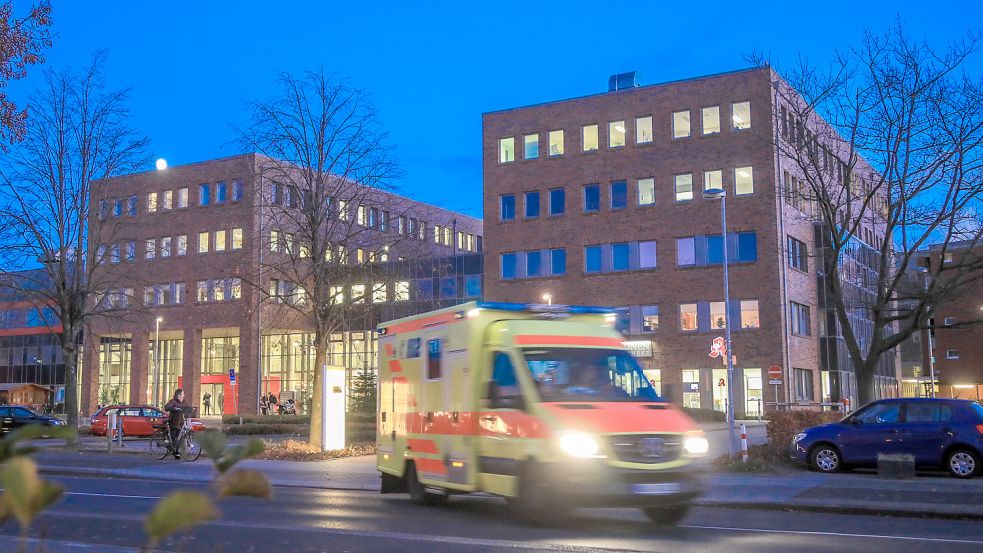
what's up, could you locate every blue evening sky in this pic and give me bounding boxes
[9,1,982,219]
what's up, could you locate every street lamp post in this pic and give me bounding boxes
[154,317,162,406]
[542,293,552,305]
[703,187,738,459]
[914,267,936,398]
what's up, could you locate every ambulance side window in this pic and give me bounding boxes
[406,338,420,358]
[427,338,441,380]
[490,352,522,409]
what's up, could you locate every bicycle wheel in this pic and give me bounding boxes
[180,432,202,461]
[149,429,170,460]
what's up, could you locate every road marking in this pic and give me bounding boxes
[681,524,983,545]
[66,492,162,500]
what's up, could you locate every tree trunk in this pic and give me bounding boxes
[62,340,79,446]
[308,337,327,449]
[855,363,876,406]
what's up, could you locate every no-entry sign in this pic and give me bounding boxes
[768,365,782,384]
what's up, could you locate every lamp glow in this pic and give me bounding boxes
[155,158,168,171]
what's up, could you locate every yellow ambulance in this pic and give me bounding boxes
[376,301,708,524]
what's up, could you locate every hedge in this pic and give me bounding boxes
[760,410,844,460]
[681,407,727,423]
[222,412,376,426]
[222,420,375,442]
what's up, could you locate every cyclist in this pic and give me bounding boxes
[164,388,189,459]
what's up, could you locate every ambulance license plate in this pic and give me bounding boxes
[630,483,681,495]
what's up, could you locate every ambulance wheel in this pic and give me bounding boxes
[406,462,448,506]
[642,505,690,525]
[511,462,564,526]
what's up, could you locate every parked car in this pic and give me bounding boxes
[0,405,67,434]
[790,398,983,478]
[91,405,205,437]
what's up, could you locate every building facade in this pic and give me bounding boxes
[482,67,899,415]
[84,154,482,416]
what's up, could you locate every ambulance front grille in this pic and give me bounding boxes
[608,434,682,464]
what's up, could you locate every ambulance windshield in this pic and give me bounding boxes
[523,348,662,402]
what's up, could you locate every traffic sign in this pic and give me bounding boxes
[229,368,237,386]
[768,365,782,385]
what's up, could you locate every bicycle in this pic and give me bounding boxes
[149,415,202,462]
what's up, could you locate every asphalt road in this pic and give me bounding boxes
[3,473,981,553]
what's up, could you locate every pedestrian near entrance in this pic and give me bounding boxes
[260,395,269,415]
[202,392,212,416]
[164,389,189,460]
[268,392,278,414]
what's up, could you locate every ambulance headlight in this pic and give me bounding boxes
[558,431,600,458]
[683,434,710,456]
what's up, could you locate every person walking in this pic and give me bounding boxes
[164,389,189,460]
[202,392,212,416]
[268,392,278,414]
[259,394,269,415]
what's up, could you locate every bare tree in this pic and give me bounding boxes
[769,24,983,404]
[239,70,431,447]
[0,0,52,149]
[0,55,150,434]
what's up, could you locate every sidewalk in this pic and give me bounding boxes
[34,448,983,520]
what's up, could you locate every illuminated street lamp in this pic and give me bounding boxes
[703,187,737,459]
[542,293,553,305]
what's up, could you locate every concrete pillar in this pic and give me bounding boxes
[130,332,149,405]
[81,329,101,416]
[182,328,202,411]
[238,322,258,415]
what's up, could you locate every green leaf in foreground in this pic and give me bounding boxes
[217,469,273,499]
[144,490,218,547]
[0,457,64,529]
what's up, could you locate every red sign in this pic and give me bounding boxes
[708,337,726,358]
[768,365,783,383]
[718,378,726,387]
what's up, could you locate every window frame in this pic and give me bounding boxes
[701,105,721,135]
[635,115,653,144]
[582,124,599,152]
[672,110,691,139]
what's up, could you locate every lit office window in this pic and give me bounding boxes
[636,116,653,144]
[499,137,515,163]
[641,305,659,331]
[704,169,723,191]
[710,301,727,329]
[177,187,188,208]
[351,284,366,303]
[524,134,539,159]
[735,166,754,195]
[232,228,243,250]
[162,190,173,210]
[177,235,187,256]
[638,178,655,206]
[679,304,698,331]
[672,110,691,138]
[394,281,409,301]
[199,231,210,253]
[741,300,760,328]
[732,101,751,130]
[215,230,226,252]
[609,121,626,148]
[145,239,156,260]
[702,106,721,134]
[147,192,158,213]
[582,124,599,151]
[674,173,693,201]
[160,237,171,258]
[548,130,564,156]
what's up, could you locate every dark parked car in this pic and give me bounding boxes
[790,398,983,478]
[0,405,67,434]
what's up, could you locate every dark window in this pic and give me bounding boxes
[610,181,627,209]
[216,181,227,203]
[614,307,630,334]
[500,195,515,221]
[612,243,629,271]
[127,196,137,216]
[550,248,566,276]
[855,402,901,424]
[584,184,600,212]
[905,402,953,423]
[526,251,541,277]
[491,352,521,400]
[232,179,244,202]
[464,275,481,297]
[788,236,808,271]
[427,339,441,380]
[738,232,758,262]
[440,277,457,299]
[790,302,811,336]
[406,338,421,358]
[525,191,540,218]
[707,234,724,264]
[549,188,565,216]
[412,279,434,301]
[199,184,211,206]
[113,199,122,217]
[501,253,516,280]
[794,368,814,401]
[585,246,602,273]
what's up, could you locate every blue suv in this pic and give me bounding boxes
[790,398,983,478]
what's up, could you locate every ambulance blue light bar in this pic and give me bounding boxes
[475,301,615,314]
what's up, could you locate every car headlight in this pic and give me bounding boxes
[683,434,710,456]
[558,431,600,458]
[792,433,807,443]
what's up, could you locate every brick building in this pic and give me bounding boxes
[83,154,482,416]
[901,243,983,401]
[482,67,899,415]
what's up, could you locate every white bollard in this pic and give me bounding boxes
[107,410,116,452]
[740,422,748,463]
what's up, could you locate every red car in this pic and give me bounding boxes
[90,405,205,437]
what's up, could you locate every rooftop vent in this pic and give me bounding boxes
[608,71,639,92]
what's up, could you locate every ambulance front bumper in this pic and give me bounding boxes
[541,461,704,507]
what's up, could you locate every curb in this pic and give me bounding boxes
[696,499,983,521]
